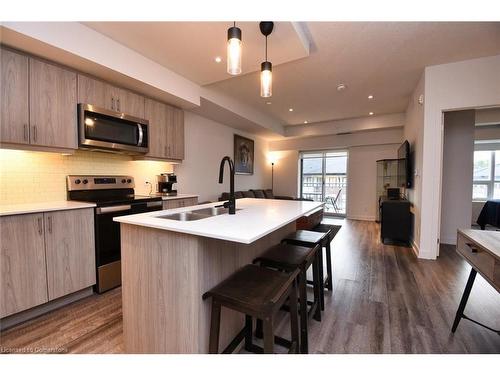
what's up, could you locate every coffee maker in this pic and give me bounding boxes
[157,173,177,196]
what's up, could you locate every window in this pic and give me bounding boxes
[300,150,348,216]
[473,150,500,200]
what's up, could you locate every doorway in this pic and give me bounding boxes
[299,150,348,216]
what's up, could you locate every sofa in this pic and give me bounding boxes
[219,189,312,202]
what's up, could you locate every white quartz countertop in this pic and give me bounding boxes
[114,198,324,244]
[0,201,96,216]
[153,193,199,201]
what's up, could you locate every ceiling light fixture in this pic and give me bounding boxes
[227,22,242,75]
[289,108,294,112]
[368,95,374,99]
[214,56,222,63]
[369,112,374,116]
[337,83,347,91]
[304,121,308,124]
[259,21,274,98]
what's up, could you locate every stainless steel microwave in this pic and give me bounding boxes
[78,104,149,155]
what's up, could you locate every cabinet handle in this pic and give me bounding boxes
[23,124,28,142]
[117,99,121,112]
[32,126,37,143]
[48,216,52,234]
[37,217,43,235]
[465,243,481,253]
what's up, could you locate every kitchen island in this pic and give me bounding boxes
[114,198,323,353]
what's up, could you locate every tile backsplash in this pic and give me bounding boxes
[0,149,173,204]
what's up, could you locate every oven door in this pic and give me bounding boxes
[94,201,162,293]
[78,104,149,154]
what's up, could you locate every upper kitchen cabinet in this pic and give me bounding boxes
[144,98,169,159]
[78,74,107,108]
[29,58,78,149]
[170,107,185,160]
[143,99,185,161]
[78,74,145,119]
[0,48,29,145]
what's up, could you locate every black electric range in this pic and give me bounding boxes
[67,175,163,293]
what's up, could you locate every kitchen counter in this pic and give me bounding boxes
[153,193,199,201]
[114,198,323,244]
[0,201,96,216]
[116,198,324,353]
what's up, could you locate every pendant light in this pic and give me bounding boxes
[227,22,242,75]
[259,22,274,98]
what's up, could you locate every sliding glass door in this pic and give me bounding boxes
[300,151,348,216]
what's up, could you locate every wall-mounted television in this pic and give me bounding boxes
[397,140,412,188]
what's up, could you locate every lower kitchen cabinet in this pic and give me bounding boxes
[0,208,96,318]
[0,213,48,318]
[162,197,199,210]
[44,209,96,301]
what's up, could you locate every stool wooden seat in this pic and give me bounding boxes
[311,224,341,291]
[254,243,321,354]
[202,264,300,354]
[282,230,328,310]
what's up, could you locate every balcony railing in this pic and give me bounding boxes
[301,175,347,215]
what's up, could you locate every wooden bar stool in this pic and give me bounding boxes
[254,243,322,354]
[281,230,328,310]
[202,264,300,354]
[311,224,341,291]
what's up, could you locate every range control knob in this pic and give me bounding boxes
[82,179,88,184]
[74,179,81,185]
[126,179,132,183]
[122,179,127,184]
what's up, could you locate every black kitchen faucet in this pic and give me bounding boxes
[218,156,236,214]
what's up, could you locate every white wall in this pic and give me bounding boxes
[419,54,500,259]
[439,110,475,244]
[268,123,402,220]
[174,111,270,202]
[404,72,425,252]
[347,144,399,221]
[271,150,300,198]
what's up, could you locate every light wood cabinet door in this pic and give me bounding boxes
[162,198,198,210]
[117,88,144,118]
[1,48,29,145]
[0,213,48,318]
[77,74,107,108]
[171,107,185,160]
[44,209,96,301]
[29,58,77,149]
[145,98,168,158]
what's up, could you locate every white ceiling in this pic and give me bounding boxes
[83,22,309,85]
[84,22,500,127]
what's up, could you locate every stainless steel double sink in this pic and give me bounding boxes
[157,206,240,221]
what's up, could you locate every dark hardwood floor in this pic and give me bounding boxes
[1,219,499,354]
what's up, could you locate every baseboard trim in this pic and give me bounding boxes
[439,236,457,245]
[0,287,94,331]
[347,215,376,221]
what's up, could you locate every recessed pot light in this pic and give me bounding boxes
[369,112,374,116]
[289,108,294,112]
[214,56,222,63]
[337,83,347,91]
[266,101,272,105]
[368,95,374,99]
[304,121,308,124]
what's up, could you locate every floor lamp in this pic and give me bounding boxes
[271,162,275,191]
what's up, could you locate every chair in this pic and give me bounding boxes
[203,264,300,354]
[325,189,342,213]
